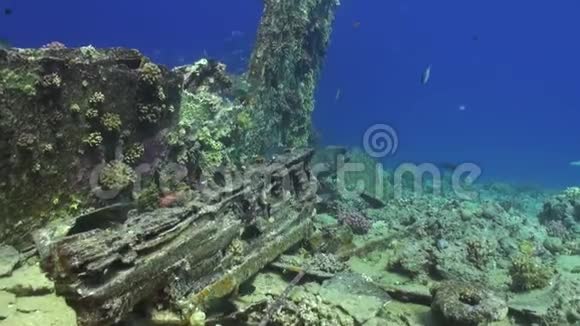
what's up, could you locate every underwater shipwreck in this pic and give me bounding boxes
[0,1,579,325]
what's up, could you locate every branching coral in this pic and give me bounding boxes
[69,103,81,113]
[85,108,99,119]
[139,62,163,86]
[83,132,103,147]
[509,241,554,291]
[123,143,145,165]
[39,73,62,89]
[89,91,105,106]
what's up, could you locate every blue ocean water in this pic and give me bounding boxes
[3,0,579,188]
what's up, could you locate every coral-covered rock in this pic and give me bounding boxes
[539,188,580,237]
[338,211,372,235]
[0,47,181,247]
[431,281,508,325]
[311,253,348,274]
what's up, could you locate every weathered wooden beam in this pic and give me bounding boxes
[38,149,317,326]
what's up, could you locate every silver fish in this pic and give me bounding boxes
[570,161,580,167]
[421,64,431,85]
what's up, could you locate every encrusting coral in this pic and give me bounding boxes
[0,67,39,96]
[168,85,252,172]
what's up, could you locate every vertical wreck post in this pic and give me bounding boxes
[247,0,339,152]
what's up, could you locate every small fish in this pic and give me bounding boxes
[231,30,244,38]
[231,49,245,56]
[353,21,361,29]
[335,88,341,101]
[458,105,467,111]
[4,8,12,16]
[570,161,580,167]
[421,64,432,85]
[225,30,245,43]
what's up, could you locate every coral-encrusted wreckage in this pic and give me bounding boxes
[2,1,580,326]
[37,149,317,325]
